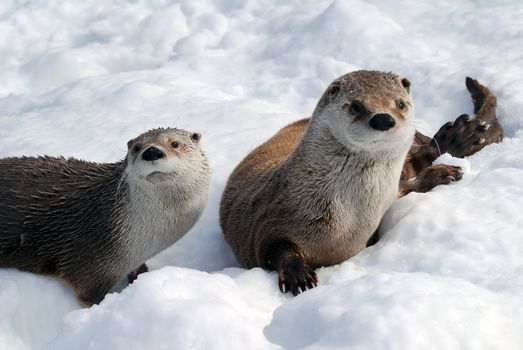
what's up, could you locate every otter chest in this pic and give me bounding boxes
[122,184,205,267]
[306,163,400,266]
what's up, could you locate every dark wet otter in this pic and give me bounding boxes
[0,128,210,306]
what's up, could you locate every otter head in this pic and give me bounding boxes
[314,70,415,153]
[125,128,207,182]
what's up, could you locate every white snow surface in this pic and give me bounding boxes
[1,1,523,349]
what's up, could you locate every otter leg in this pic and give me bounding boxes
[366,229,380,247]
[431,114,495,158]
[127,263,148,283]
[402,131,441,181]
[466,77,498,125]
[399,164,463,197]
[431,78,503,158]
[72,276,120,307]
[403,78,502,181]
[264,241,318,296]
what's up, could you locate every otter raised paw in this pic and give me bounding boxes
[433,115,502,158]
[432,77,503,158]
[402,77,502,184]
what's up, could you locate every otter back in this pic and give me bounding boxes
[0,156,125,276]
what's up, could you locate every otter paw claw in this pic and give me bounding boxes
[417,164,463,192]
[433,114,498,158]
[127,263,148,283]
[278,263,318,296]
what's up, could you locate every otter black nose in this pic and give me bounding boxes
[369,113,396,131]
[142,146,164,161]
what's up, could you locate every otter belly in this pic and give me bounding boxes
[304,172,399,268]
[122,194,207,268]
[307,213,382,267]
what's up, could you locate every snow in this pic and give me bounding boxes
[1,0,523,349]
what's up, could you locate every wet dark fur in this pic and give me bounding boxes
[0,156,128,304]
[0,127,210,306]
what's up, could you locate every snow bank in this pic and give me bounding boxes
[46,268,281,350]
[1,0,523,349]
[265,272,523,349]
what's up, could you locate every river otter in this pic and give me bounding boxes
[0,128,210,306]
[220,71,502,295]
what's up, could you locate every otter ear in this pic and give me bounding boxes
[191,133,201,143]
[400,77,412,94]
[327,82,341,100]
[127,139,135,149]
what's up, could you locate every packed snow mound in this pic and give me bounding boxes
[46,268,281,350]
[1,0,523,349]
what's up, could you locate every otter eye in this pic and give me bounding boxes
[397,100,406,110]
[171,141,180,149]
[132,145,140,153]
[350,101,365,114]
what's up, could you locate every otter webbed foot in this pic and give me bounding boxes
[278,257,318,296]
[432,114,500,158]
[431,77,503,158]
[264,240,318,296]
[400,164,463,196]
[127,263,148,283]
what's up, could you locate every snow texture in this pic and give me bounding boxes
[1,0,523,349]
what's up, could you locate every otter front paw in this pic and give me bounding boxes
[417,164,463,192]
[73,275,120,307]
[278,258,318,296]
[264,240,319,296]
[400,163,463,196]
[127,263,148,283]
[433,114,499,158]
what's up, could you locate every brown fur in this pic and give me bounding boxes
[399,77,503,195]
[221,71,417,294]
[220,71,503,295]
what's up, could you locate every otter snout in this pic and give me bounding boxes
[142,146,165,161]
[369,113,396,131]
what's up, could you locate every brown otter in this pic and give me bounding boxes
[0,128,210,306]
[220,71,502,295]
